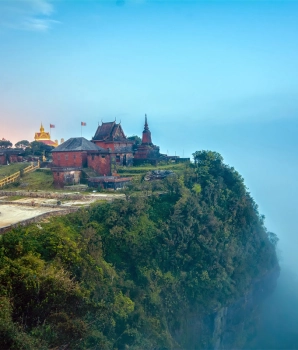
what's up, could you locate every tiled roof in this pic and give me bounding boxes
[37,140,57,146]
[52,137,108,153]
[93,122,127,141]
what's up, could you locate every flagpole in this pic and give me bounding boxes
[81,123,82,137]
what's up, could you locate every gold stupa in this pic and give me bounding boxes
[34,123,58,147]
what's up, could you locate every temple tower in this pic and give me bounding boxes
[134,115,160,163]
[142,115,152,144]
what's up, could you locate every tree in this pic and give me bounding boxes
[192,150,223,166]
[268,231,279,247]
[25,141,54,156]
[127,135,142,145]
[15,140,30,149]
[0,140,12,149]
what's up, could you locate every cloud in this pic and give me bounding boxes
[0,0,57,32]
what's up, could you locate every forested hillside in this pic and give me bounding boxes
[0,151,278,349]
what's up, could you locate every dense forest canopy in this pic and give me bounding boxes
[0,151,278,349]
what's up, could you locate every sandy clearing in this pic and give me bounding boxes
[0,192,125,229]
[13,198,57,205]
[0,205,60,228]
[89,193,125,199]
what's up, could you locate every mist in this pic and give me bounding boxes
[162,116,298,349]
[249,267,298,349]
[197,118,298,349]
[1,0,298,348]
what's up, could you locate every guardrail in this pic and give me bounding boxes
[23,162,40,174]
[0,161,40,188]
[0,171,21,187]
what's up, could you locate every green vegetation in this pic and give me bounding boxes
[4,195,23,201]
[118,162,187,176]
[15,140,30,149]
[0,164,28,179]
[0,151,278,349]
[127,135,142,145]
[3,169,54,191]
[24,141,54,157]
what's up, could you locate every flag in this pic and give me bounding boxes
[50,124,55,128]
[81,122,86,126]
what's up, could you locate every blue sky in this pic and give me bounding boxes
[1,0,298,266]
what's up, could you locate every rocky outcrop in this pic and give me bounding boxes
[212,265,280,349]
[144,170,175,181]
[173,265,280,350]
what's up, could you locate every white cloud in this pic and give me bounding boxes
[0,0,57,32]
[28,0,53,15]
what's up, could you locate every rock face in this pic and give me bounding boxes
[213,265,280,350]
[173,265,280,350]
[144,169,175,181]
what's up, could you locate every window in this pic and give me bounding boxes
[102,155,106,158]
[65,154,68,160]
[116,155,120,163]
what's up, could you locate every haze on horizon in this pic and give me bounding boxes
[1,3,298,345]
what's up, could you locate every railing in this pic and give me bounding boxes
[0,171,21,187]
[0,161,40,188]
[23,161,40,174]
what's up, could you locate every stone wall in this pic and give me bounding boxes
[52,169,82,187]
[0,208,79,234]
[0,190,84,200]
[0,200,80,209]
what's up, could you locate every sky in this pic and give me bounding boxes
[1,0,298,267]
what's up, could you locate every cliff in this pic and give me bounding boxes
[0,150,279,349]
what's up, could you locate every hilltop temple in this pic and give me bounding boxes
[92,121,134,166]
[50,116,189,187]
[34,123,58,147]
[134,115,161,164]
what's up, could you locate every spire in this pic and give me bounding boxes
[40,123,44,133]
[142,114,152,144]
[144,114,149,131]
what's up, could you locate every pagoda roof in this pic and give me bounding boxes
[36,139,57,147]
[34,132,51,139]
[52,137,108,153]
[0,148,24,155]
[93,121,129,142]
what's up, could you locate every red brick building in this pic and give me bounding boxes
[87,151,111,176]
[92,121,134,167]
[0,154,6,165]
[51,137,111,187]
[0,149,24,165]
